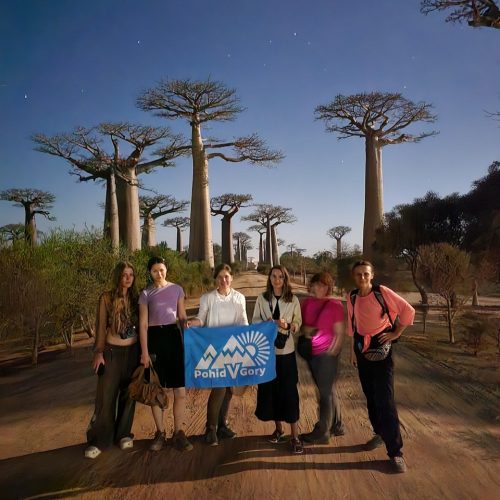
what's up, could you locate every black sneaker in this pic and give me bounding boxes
[172,430,193,452]
[149,430,166,451]
[290,437,304,454]
[390,456,407,473]
[205,427,219,446]
[330,425,345,436]
[365,434,383,451]
[268,429,287,444]
[217,425,236,440]
[301,430,330,444]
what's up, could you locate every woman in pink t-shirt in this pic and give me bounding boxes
[300,272,345,444]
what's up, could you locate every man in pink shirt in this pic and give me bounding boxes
[347,260,415,473]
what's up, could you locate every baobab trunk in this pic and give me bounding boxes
[188,122,214,267]
[221,216,234,263]
[363,134,384,260]
[116,168,141,252]
[25,209,37,247]
[176,227,183,252]
[104,171,120,251]
[336,239,342,259]
[258,233,264,265]
[265,221,272,266]
[271,226,279,265]
[142,214,157,247]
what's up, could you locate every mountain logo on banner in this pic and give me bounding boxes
[194,329,271,380]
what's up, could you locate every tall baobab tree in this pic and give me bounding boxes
[163,216,190,252]
[327,225,352,259]
[211,193,252,264]
[315,92,437,259]
[137,78,284,267]
[140,194,188,247]
[248,224,266,265]
[0,189,55,246]
[243,204,296,266]
[33,123,186,251]
[421,0,500,28]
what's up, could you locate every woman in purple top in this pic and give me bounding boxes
[300,272,345,444]
[139,256,192,452]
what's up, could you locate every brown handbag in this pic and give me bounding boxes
[128,365,168,409]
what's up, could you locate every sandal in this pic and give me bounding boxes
[84,445,101,459]
[291,438,304,455]
[268,429,286,444]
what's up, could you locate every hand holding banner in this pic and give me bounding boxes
[184,321,277,388]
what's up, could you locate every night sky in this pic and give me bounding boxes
[1,0,498,258]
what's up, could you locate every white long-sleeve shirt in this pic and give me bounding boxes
[195,288,248,327]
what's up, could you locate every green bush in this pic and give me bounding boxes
[0,229,213,362]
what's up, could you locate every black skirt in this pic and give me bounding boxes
[255,351,299,424]
[147,324,185,388]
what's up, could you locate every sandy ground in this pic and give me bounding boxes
[0,271,499,500]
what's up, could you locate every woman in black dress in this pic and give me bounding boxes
[252,265,303,454]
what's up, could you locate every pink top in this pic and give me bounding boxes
[346,285,415,351]
[139,283,184,326]
[301,297,344,355]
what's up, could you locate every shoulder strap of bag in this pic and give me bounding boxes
[349,289,358,332]
[372,284,394,328]
[313,299,330,326]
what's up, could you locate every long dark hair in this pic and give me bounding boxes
[263,265,293,302]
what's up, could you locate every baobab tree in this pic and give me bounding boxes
[233,232,253,265]
[248,224,266,265]
[33,123,186,251]
[0,189,55,246]
[421,0,500,28]
[315,92,437,259]
[327,225,352,259]
[137,78,284,267]
[243,204,296,266]
[0,223,25,246]
[140,194,188,247]
[163,216,190,252]
[211,193,252,264]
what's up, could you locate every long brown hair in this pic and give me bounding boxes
[108,261,139,333]
[263,265,293,302]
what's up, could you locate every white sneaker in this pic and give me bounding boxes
[119,437,134,450]
[84,445,101,459]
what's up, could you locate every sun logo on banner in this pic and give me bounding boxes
[235,330,271,366]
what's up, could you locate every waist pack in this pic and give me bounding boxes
[354,330,392,361]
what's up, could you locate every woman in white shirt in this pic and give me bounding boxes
[187,263,248,446]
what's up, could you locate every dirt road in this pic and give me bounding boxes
[0,271,499,499]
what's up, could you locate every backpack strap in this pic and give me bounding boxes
[350,285,396,332]
[372,284,394,329]
[349,289,358,333]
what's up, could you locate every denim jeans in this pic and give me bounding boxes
[356,351,403,457]
[87,343,139,448]
[307,352,342,435]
